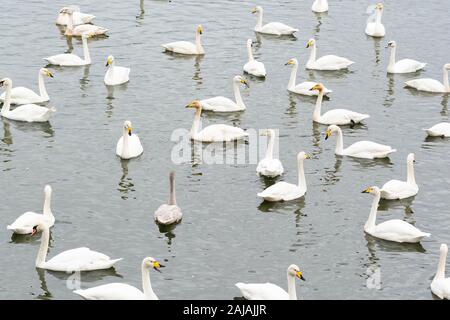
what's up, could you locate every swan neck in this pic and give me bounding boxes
[443,67,449,91]
[43,191,53,217]
[297,159,306,191]
[168,174,176,205]
[388,46,396,69]
[82,36,91,64]
[406,160,416,185]
[308,45,316,64]
[265,133,274,160]
[191,108,202,138]
[287,273,297,300]
[375,10,382,24]
[288,63,298,89]
[122,128,130,157]
[195,32,203,54]
[38,72,49,100]
[435,248,447,280]
[365,193,380,230]
[141,263,156,299]
[334,129,344,155]
[247,42,254,61]
[36,226,49,267]
[233,80,244,107]
[313,91,324,121]
[256,10,263,30]
[1,84,12,115]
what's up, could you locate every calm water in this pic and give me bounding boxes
[0,0,449,300]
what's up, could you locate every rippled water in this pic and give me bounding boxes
[0,0,449,299]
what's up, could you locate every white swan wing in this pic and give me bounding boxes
[381,180,418,199]
[320,109,369,125]
[73,24,108,36]
[312,55,354,70]
[256,158,284,177]
[343,141,395,159]
[372,219,430,243]
[0,86,44,104]
[162,41,197,54]
[259,22,298,35]
[105,66,130,86]
[431,278,450,300]
[257,181,303,201]
[195,124,248,142]
[4,104,55,122]
[154,204,183,225]
[244,60,266,77]
[235,282,289,300]
[365,22,385,37]
[44,54,85,66]
[424,123,450,137]
[7,212,54,234]
[392,59,426,73]
[74,283,146,300]
[116,134,143,159]
[405,78,446,93]
[312,0,328,12]
[200,96,241,112]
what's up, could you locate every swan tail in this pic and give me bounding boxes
[388,149,397,154]
[422,232,431,238]
[109,258,123,266]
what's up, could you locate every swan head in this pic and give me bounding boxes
[361,186,381,195]
[81,32,93,39]
[306,39,315,49]
[297,151,311,161]
[440,244,448,255]
[444,63,450,70]
[375,3,383,11]
[197,25,203,35]
[143,257,165,272]
[324,125,340,140]
[288,264,306,281]
[310,83,324,92]
[186,100,202,111]
[123,120,133,136]
[386,40,396,48]
[233,75,249,88]
[247,38,253,47]
[407,153,415,164]
[40,68,54,78]
[60,7,75,14]
[260,129,275,137]
[106,55,115,67]
[44,185,52,196]
[285,58,298,66]
[0,78,12,88]
[251,6,262,14]
[31,222,48,236]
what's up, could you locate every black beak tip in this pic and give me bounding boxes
[301,276,306,281]
[128,131,132,136]
[154,267,162,273]
[325,136,329,140]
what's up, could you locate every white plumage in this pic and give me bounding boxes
[306,39,354,71]
[381,153,418,200]
[104,55,130,86]
[251,6,298,36]
[116,120,143,159]
[243,39,266,77]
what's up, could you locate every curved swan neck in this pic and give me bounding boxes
[141,262,156,299]
[406,160,416,185]
[308,44,316,64]
[334,129,344,155]
[388,46,396,70]
[443,67,449,91]
[168,173,176,205]
[82,36,91,64]
[313,91,324,121]
[287,272,297,300]
[247,41,254,62]
[375,9,382,25]
[36,226,50,267]
[255,9,263,30]
[191,108,202,138]
[233,80,245,107]
[435,248,447,280]
[195,31,204,54]
[365,193,380,230]
[43,190,53,217]
[297,158,306,191]
[265,132,274,160]
[1,83,12,115]
[288,63,298,89]
[66,13,74,35]
[122,127,130,157]
[38,72,49,100]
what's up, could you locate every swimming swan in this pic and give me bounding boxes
[312,0,328,13]
[154,172,182,225]
[306,39,354,70]
[361,186,430,243]
[235,264,305,300]
[63,8,108,37]
[257,151,309,201]
[243,39,266,77]
[31,222,122,272]
[74,257,163,300]
[386,41,426,74]
[325,125,396,159]
[56,6,95,26]
[285,58,332,96]
[431,244,450,299]
[256,129,284,177]
[405,63,450,93]
[310,83,369,125]
[200,75,248,112]
[251,6,298,36]
[424,123,450,137]
[104,55,130,86]
[0,78,55,122]
[185,100,248,142]
[0,68,53,105]
[365,3,385,37]
[116,120,143,159]
[44,33,92,66]
[381,153,418,200]
[162,25,204,55]
[7,185,54,235]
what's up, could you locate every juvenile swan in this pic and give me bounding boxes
[154,172,183,225]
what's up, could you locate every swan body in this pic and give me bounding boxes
[236,264,305,300]
[310,83,369,125]
[155,172,182,225]
[306,39,354,70]
[62,8,107,37]
[362,186,430,243]
[0,78,55,122]
[104,55,130,86]
[256,129,284,177]
[200,76,248,112]
[74,257,161,300]
[285,59,332,96]
[325,125,396,159]
[116,120,143,159]
[32,223,122,272]
[431,244,450,299]
[243,39,266,77]
[44,33,91,66]
[381,153,418,200]
[7,185,54,234]
[258,152,309,201]
[0,68,53,105]
[405,64,450,93]
[162,25,204,55]
[251,6,298,36]
[365,3,385,37]
[56,6,95,26]
[186,101,248,142]
[312,0,328,13]
[386,41,426,73]
[424,123,450,137]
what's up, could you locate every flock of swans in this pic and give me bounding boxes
[2,1,450,300]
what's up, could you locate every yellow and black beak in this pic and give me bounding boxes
[0,80,5,87]
[185,102,193,108]
[198,26,203,35]
[310,84,320,91]
[152,261,165,272]
[284,60,292,66]
[106,58,111,67]
[127,127,132,136]
[241,79,249,88]
[325,129,331,140]
[47,71,54,78]
[306,41,311,48]
[305,154,311,159]
[361,187,372,193]
[296,271,306,281]
[251,8,257,14]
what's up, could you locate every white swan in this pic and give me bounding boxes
[200,75,248,112]
[424,123,450,137]
[306,39,354,70]
[186,101,248,142]
[257,151,309,201]
[243,39,266,77]
[251,6,298,36]
[56,6,95,26]
[310,83,369,125]
[0,78,55,122]
[405,64,450,93]
[256,129,284,177]
[74,257,162,300]
[44,33,92,66]
[285,58,332,96]
[32,222,122,272]
[365,3,385,37]
[312,0,329,13]
[235,264,305,300]
[0,68,53,105]
[7,185,54,235]
[116,120,143,160]
[386,41,426,74]
[325,125,396,159]
[104,55,130,86]
[162,25,204,55]
[63,8,108,37]
[381,153,418,200]
[361,186,430,243]
[431,244,450,299]
[154,171,182,225]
